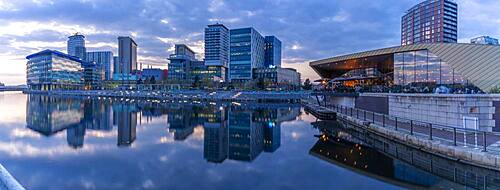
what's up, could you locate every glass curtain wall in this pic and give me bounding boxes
[394,50,467,85]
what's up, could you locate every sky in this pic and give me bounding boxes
[1,0,500,85]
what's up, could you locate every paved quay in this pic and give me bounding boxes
[0,164,24,190]
[25,90,308,103]
[303,101,500,171]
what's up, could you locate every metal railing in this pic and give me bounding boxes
[327,104,500,153]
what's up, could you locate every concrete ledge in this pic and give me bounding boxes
[0,164,25,190]
[339,114,500,170]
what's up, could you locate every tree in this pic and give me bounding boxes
[150,76,156,84]
[490,86,500,94]
[303,78,312,90]
[256,78,266,90]
[192,75,200,88]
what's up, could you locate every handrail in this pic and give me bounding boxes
[326,103,500,152]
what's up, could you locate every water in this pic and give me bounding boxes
[0,92,496,190]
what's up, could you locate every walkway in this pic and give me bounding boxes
[321,103,500,153]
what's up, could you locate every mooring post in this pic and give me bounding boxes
[453,127,457,146]
[382,115,385,127]
[410,120,414,135]
[395,117,398,131]
[429,124,433,140]
[483,132,487,152]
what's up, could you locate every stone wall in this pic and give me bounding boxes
[327,96,356,108]
[355,94,388,114]
[361,93,500,132]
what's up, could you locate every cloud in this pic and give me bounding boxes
[320,10,350,23]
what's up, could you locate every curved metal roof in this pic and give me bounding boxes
[310,43,500,92]
[26,49,84,63]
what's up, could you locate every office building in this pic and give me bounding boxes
[471,36,499,45]
[86,51,113,80]
[168,44,199,82]
[142,68,167,81]
[26,49,84,91]
[115,36,138,80]
[253,67,301,90]
[264,36,282,68]
[310,43,500,92]
[82,62,102,90]
[113,56,119,75]
[67,33,86,60]
[205,24,230,81]
[229,27,265,82]
[401,0,458,45]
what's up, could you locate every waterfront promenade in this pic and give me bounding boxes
[303,100,500,170]
[25,90,309,102]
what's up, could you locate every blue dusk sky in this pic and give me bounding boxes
[0,0,499,85]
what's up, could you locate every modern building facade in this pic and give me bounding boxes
[26,50,84,91]
[82,62,103,90]
[168,44,198,82]
[205,24,230,81]
[253,67,301,89]
[471,36,499,45]
[401,0,458,45]
[116,36,138,79]
[264,36,282,68]
[310,43,500,92]
[67,33,86,60]
[86,51,113,80]
[229,27,265,82]
[141,68,167,81]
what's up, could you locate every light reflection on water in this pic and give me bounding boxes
[0,92,491,190]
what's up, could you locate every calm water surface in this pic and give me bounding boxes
[0,92,480,190]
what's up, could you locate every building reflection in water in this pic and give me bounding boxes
[113,104,138,146]
[309,120,470,189]
[26,95,137,148]
[204,106,300,163]
[25,94,300,162]
[26,95,84,136]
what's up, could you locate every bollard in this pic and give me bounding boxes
[372,112,375,123]
[382,115,385,127]
[453,127,457,146]
[429,124,433,140]
[364,110,366,121]
[483,132,487,152]
[395,117,398,131]
[410,120,414,135]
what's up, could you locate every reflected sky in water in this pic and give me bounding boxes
[0,92,407,190]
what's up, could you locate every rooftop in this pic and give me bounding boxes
[26,49,84,63]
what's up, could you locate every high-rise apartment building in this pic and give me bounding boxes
[401,0,458,45]
[86,51,113,80]
[264,36,282,68]
[205,24,230,81]
[117,36,138,75]
[471,36,499,45]
[229,27,265,82]
[67,33,86,60]
[205,24,230,67]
